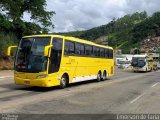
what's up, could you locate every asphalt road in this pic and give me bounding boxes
[0,68,159,116]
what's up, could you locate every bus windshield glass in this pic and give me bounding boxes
[15,37,51,73]
[132,57,146,67]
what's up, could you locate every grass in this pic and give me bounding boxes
[0,67,14,70]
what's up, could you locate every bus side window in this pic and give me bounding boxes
[75,43,85,56]
[109,49,113,59]
[93,47,96,57]
[80,44,85,55]
[85,45,92,56]
[97,47,100,57]
[93,47,100,57]
[69,42,75,55]
[100,48,105,58]
[64,41,75,55]
[105,49,109,58]
[93,46,99,57]
[75,43,81,55]
[64,41,69,55]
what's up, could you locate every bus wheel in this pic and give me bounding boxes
[60,75,68,89]
[102,71,107,80]
[97,71,102,82]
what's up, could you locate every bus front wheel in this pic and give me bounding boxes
[60,75,68,89]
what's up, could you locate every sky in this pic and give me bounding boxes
[24,0,160,32]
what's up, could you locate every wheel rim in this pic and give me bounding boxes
[97,73,101,81]
[61,78,66,87]
[103,72,106,80]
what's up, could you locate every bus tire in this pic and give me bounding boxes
[60,75,68,89]
[102,71,107,80]
[97,71,102,82]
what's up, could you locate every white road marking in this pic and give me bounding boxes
[130,93,145,104]
[151,82,159,88]
[130,82,159,104]
[0,76,13,79]
[0,76,13,80]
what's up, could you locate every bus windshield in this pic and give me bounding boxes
[15,37,51,73]
[132,57,146,67]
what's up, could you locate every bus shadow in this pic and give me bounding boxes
[16,86,60,92]
[133,71,150,73]
[0,79,112,92]
[0,83,59,92]
[18,80,109,92]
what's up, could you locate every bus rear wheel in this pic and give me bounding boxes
[97,72,102,82]
[102,71,107,80]
[60,75,68,89]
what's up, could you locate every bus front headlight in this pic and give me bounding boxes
[15,74,19,77]
[36,74,48,79]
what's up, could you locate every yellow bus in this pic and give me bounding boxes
[8,35,114,88]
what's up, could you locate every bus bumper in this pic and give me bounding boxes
[14,76,60,87]
[132,67,146,72]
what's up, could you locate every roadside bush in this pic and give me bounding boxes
[0,32,18,58]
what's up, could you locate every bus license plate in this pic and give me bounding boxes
[24,81,30,84]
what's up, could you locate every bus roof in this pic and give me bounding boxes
[23,34,113,50]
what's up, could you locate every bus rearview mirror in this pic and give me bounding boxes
[7,46,18,56]
[44,45,53,57]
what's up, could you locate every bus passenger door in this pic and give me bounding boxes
[48,38,63,74]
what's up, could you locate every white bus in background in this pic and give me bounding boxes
[131,54,154,72]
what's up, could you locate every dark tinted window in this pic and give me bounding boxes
[75,43,85,55]
[85,45,92,56]
[64,41,75,55]
[52,38,62,51]
[109,49,113,59]
[93,47,100,57]
[75,43,81,55]
[105,49,109,58]
[100,48,105,57]
[80,44,85,55]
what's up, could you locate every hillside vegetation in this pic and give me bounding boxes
[59,11,160,53]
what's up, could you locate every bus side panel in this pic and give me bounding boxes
[60,56,77,83]
[71,57,114,82]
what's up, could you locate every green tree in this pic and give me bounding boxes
[0,0,55,31]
